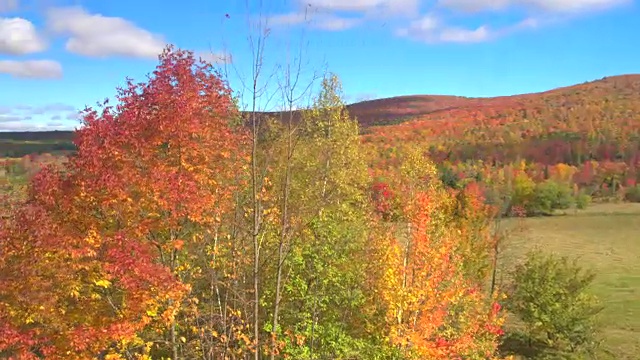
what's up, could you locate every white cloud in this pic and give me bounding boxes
[0,114,30,122]
[0,121,74,131]
[0,17,47,54]
[397,12,542,43]
[268,12,308,26]
[268,0,628,43]
[22,103,76,114]
[268,11,362,31]
[0,0,18,13]
[46,6,168,59]
[0,60,62,79]
[439,25,491,42]
[65,111,81,120]
[396,14,489,43]
[438,0,630,13]
[312,15,362,30]
[268,0,417,31]
[197,50,233,64]
[436,0,512,12]
[0,103,80,131]
[0,103,77,116]
[302,0,420,16]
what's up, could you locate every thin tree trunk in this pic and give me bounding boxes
[489,234,500,296]
[171,316,178,360]
[252,109,260,360]
[271,117,292,360]
[170,242,179,360]
[247,14,266,359]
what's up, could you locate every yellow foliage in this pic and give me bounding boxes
[94,279,112,288]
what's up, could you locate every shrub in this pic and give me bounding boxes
[526,180,574,215]
[575,191,592,210]
[505,250,603,358]
[624,184,640,202]
[510,172,536,213]
[438,164,461,189]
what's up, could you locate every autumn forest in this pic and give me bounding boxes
[1,43,640,360]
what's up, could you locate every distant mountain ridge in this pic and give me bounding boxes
[2,74,640,141]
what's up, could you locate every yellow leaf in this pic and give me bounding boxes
[94,279,111,288]
[70,288,80,298]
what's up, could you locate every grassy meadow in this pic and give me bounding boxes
[499,203,640,359]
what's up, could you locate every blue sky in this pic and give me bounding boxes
[0,0,638,131]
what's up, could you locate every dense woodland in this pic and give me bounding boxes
[0,46,634,359]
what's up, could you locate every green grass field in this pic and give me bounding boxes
[499,203,640,359]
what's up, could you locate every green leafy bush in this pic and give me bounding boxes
[524,180,574,215]
[575,191,592,210]
[505,249,603,358]
[438,164,461,189]
[624,184,640,202]
[511,172,536,210]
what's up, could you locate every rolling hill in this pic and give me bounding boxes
[2,74,640,159]
[360,74,640,166]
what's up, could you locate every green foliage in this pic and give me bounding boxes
[623,184,640,202]
[438,163,462,189]
[575,191,592,209]
[511,172,536,210]
[509,175,577,216]
[528,180,575,215]
[505,249,604,358]
[266,73,380,359]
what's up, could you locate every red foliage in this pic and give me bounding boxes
[371,181,397,220]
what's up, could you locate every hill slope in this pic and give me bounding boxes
[2,74,640,159]
[361,74,640,165]
[363,74,640,124]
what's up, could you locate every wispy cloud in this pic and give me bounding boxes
[301,0,420,16]
[267,0,630,43]
[437,0,631,13]
[0,114,30,122]
[0,102,80,131]
[396,13,541,43]
[0,60,62,79]
[0,121,75,131]
[268,11,362,31]
[197,50,233,64]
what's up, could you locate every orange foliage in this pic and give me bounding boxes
[0,46,245,358]
[382,187,504,359]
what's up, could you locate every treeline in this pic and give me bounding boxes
[0,131,76,158]
[0,48,508,360]
[439,159,640,216]
[0,141,76,158]
[368,153,640,218]
[0,131,75,141]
